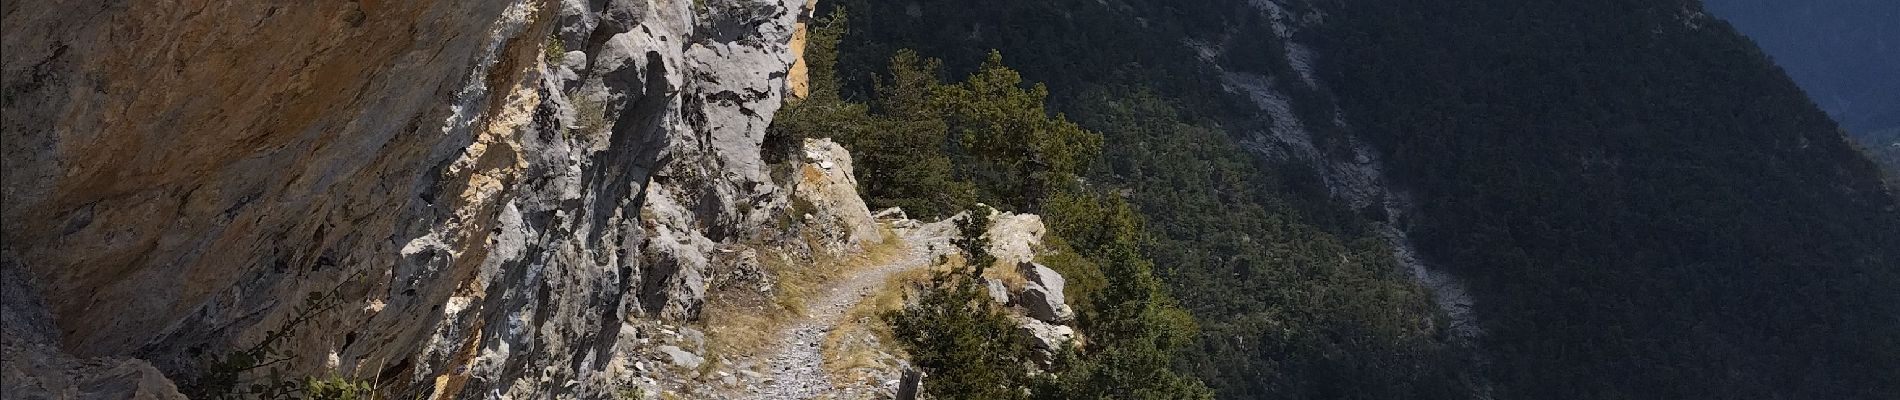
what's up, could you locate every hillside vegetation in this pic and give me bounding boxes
[813,1,1479,398]
[777,0,1900,398]
[1319,0,1900,398]
[770,11,1212,398]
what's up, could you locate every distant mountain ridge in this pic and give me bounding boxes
[1701,0,1900,171]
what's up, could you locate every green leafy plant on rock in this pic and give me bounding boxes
[302,376,376,400]
[544,34,566,64]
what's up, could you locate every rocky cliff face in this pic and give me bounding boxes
[2,0,807,397]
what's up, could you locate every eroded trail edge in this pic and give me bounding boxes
[745,221,954,399]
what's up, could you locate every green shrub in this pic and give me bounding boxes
[886,210,1036,399]
[544,34,565,64]
[304,376,375,400]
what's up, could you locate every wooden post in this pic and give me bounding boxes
[895,368,923,400]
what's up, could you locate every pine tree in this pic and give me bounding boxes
[887,209,1034,400]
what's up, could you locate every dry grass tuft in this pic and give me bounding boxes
[980,260,1030,292]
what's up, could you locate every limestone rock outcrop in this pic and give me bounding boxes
[983,211,1047,267]
[959,210,1082,362]
[984,278,1013,306]
[792,138,881,251]
[1015,262,1076,325]
[1012,316,1077,360]
[1,0,807,397]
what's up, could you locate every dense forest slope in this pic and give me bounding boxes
[825,0,1479,398]
[1320,0,1900,398]
[822,0,1900,398]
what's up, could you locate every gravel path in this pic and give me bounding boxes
[742,222,954,400]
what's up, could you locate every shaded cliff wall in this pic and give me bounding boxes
[1,0,803,397]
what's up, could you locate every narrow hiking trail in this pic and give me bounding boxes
[742,220,956,399]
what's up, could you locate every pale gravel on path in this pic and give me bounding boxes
[742,221,956,400]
